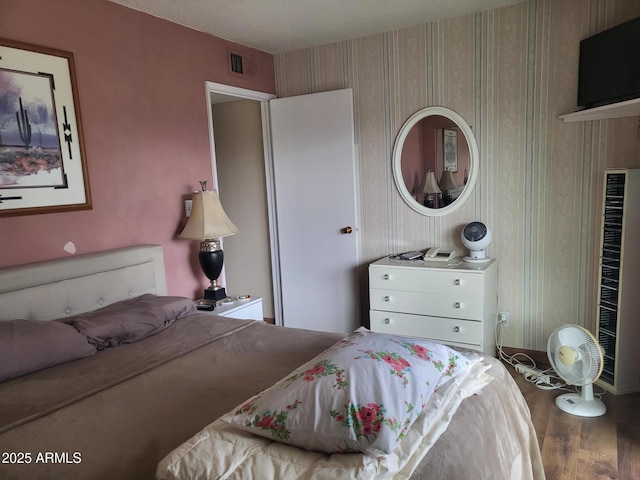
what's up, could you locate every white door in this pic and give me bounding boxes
[270,89,360,333]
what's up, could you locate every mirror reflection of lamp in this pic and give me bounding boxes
[439,170,458,206]
[179,181,238,304]
[422,171,441,208]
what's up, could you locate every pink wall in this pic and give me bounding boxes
[0,0,275,298]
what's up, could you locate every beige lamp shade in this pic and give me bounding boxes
[179,190,239,240]
[423,171,442,194]
[439,170,458,191]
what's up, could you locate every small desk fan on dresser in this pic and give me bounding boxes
[461,221,492,263]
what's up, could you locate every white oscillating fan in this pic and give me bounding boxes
[461,222,492,262]
[547,325,606,417]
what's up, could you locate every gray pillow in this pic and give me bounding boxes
[0,319,97,383]
[66,294,196,349]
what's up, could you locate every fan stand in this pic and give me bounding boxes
[463,256,492,263]
[555,383,606,417]
[463,250,492,263]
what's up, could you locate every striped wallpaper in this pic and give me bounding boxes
[274,0,640,350]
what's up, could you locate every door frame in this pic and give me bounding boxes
[203,81,283,325]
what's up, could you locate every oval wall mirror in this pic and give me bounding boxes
[392,106,479,216]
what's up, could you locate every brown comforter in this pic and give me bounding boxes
[0,314,544,480]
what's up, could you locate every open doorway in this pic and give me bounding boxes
[206,84,277,323]
[206,84,361,333]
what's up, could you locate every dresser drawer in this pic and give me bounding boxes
[370,288,484,321]
[370,310,482,347]
[369,265,484,296]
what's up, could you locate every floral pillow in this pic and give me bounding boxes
[220,328,477,455]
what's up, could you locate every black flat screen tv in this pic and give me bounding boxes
[578,16,640,109]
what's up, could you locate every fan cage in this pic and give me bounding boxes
[463,222,487,242]
[547,325,604,386]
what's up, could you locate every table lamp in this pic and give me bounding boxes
[179,181,238,303]
[439,170,458,206]
[422,170,441,208]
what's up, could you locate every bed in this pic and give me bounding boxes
[0,244,544,480]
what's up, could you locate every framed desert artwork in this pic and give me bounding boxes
[0,38,91,217]
[443,128,458,172]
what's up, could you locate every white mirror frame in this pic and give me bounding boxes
[392,106,479,217]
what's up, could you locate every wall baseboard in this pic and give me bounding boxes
[500,347,550,368]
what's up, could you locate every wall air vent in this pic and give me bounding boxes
[226,49,255,78]
[230,53,243,74]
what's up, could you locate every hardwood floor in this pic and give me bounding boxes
[505,362,640,480]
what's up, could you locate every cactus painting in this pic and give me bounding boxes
[16,97,32,148]
[0,39,90,216]
[0,71,63,188]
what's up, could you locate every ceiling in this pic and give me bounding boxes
[110,0,525,54]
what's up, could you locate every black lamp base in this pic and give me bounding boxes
[423,195,435,208]
[198,241,227,302]
[204,286,227,302]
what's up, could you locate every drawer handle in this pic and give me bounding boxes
[384,318,391,325]
[453,326,461,333]
[383,274,390,280]
[454,302,461,309]
[454,278,461,286]
[384,296,391,302]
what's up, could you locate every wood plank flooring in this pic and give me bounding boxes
[505,362,640,480]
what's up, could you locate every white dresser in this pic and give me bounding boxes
[369,257,497,355]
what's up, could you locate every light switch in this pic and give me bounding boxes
[185,200,192,217]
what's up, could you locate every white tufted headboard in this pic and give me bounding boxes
[0,245,167,321]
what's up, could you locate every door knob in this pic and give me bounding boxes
[341,226,353,234]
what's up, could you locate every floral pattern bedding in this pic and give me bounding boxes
[157,347,494,480]
[221,328,477,455]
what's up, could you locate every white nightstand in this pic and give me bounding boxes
[196,296,263,321]
[369,257,497,355]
